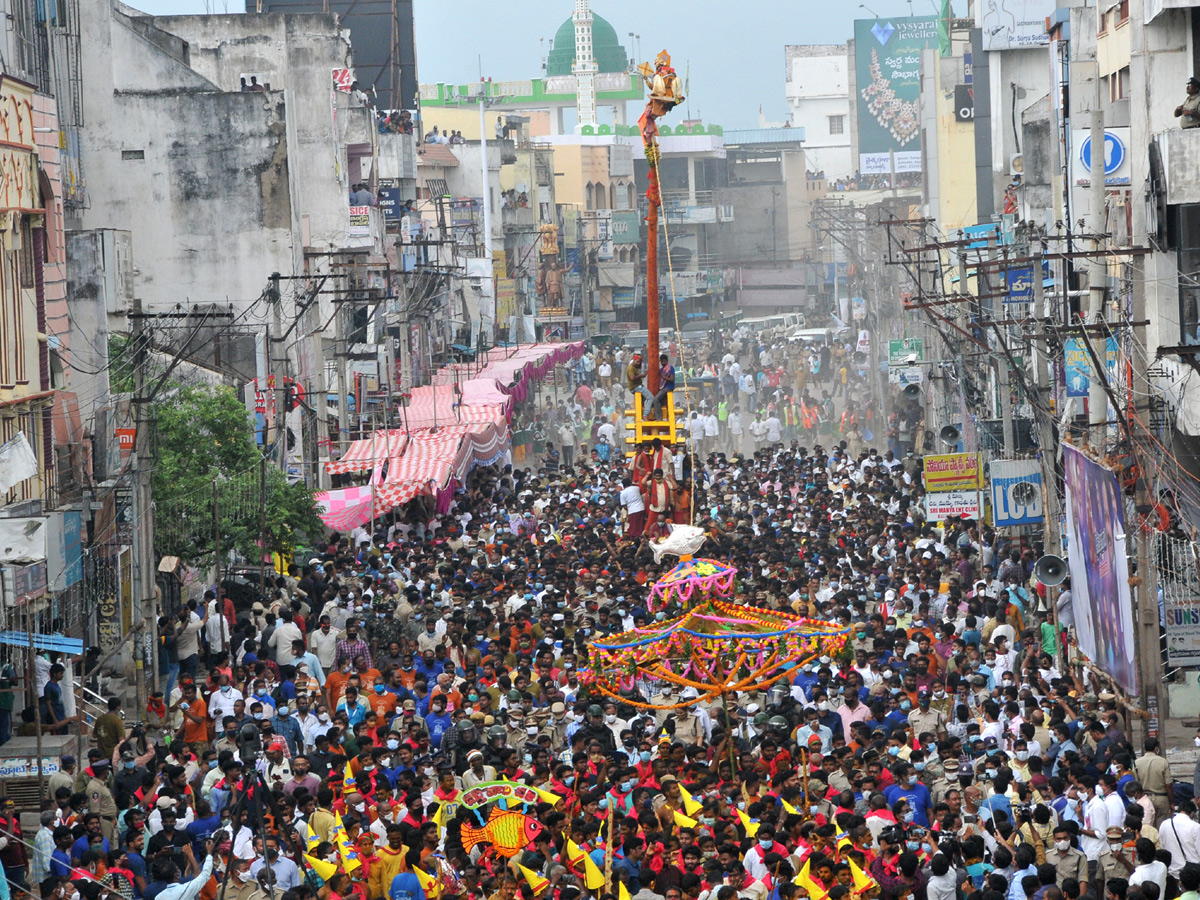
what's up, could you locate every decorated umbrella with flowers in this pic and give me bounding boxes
[580,526,849,711]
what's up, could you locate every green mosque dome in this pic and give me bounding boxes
[545,11,630,78]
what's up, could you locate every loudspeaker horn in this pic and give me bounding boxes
[939,425,960,446]
[1034,555,1067,586]
[903,383,921,398]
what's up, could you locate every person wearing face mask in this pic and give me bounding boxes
[1045,823,1090,896]
[284,755,320,797]
[223,856,269,900]
[884,763,933,828]
[606,767,638,817]
[602,702,628,745]
[742,825,788,881]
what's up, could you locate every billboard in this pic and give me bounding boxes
[990,458,1044,526]
[925,491,982,521]
[1072,127,1131,187]
[889,338,924,367]
[1063,445,1137,694]
[977,0,1054,49]
[1159,533,1200,667]
[855,16,940,174]
[923,452,983,492]
[1064,336,1118,398]
[611,211,641,244]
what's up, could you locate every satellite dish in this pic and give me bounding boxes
[1012,481,1037,505]
[1034,555,1067,586]
[939,425,960,447]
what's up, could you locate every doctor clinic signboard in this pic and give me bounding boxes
[854,16,939,175]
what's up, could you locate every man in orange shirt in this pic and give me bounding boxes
[177,683,209,754]
[367,677,399,720]
[428,673,462,712]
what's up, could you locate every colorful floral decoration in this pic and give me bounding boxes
[647,557,737,613]
[581,562,849,711]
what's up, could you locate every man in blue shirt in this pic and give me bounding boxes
[389,849,426,900]
[184,801,221,858]
[425,696,453,745]
[49,827,73,879]
[70,814,109,863]
[883,764,934,827]
[612,837,646,893]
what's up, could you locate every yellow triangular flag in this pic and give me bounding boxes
[677,783,702,817]
[342,760,356,790]
[581,851,606,891]
[518,865,550,896]
[566,840,606,891]
[735,807,760,837]
[431,802,447,830]
[333,814,360,874]
[673,808,699,829]
[795,859,828,900]
[303,854,338,882]
[619,881,631,900]
[415,865,442,899]
[781,799,799,816]
[849,859,875,893]
[530,785,562,806]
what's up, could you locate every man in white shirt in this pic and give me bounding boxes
[268,610,304,665]
[208,676,242,722]
[308,618,340,670]
[204,607,230,662]
[728,407,743,454]
[618,479,646,537]
[1160,802,1200,878]
[597,420,616,447]
[749,413,768,448]
[764,414,782,445]
[1075,781,1110,864]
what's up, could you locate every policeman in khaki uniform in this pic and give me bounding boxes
[1046,822,1090,895]
[86,757,118,843]
[1132,737,1173,825]
[907,690,946,739]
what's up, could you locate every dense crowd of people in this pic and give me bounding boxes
[11,328,1191,900]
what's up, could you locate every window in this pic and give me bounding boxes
[1177,204,1200,344]
[1108,66,1130,101]
[1117,0,1129,24]
[828,115,845,135]
[19,218,34,288]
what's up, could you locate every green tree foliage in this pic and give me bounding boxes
[152,384,320,565]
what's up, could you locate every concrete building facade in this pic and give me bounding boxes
[785,45,853,181]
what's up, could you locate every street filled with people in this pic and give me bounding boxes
[15,325,1197,900]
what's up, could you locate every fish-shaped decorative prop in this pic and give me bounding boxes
[460,806,544,857]
[649,524,707,563]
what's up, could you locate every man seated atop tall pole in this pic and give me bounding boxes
[651,353,675,420]
[626,352,661,419]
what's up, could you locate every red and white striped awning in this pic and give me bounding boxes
[326,430,409,475]
[399,384,507,431]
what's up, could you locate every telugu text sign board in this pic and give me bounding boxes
[989,458,1044,527]
[923,452,983,492]
[888,338,924,367]
[854,17,940,174]
[925,491,981,521]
